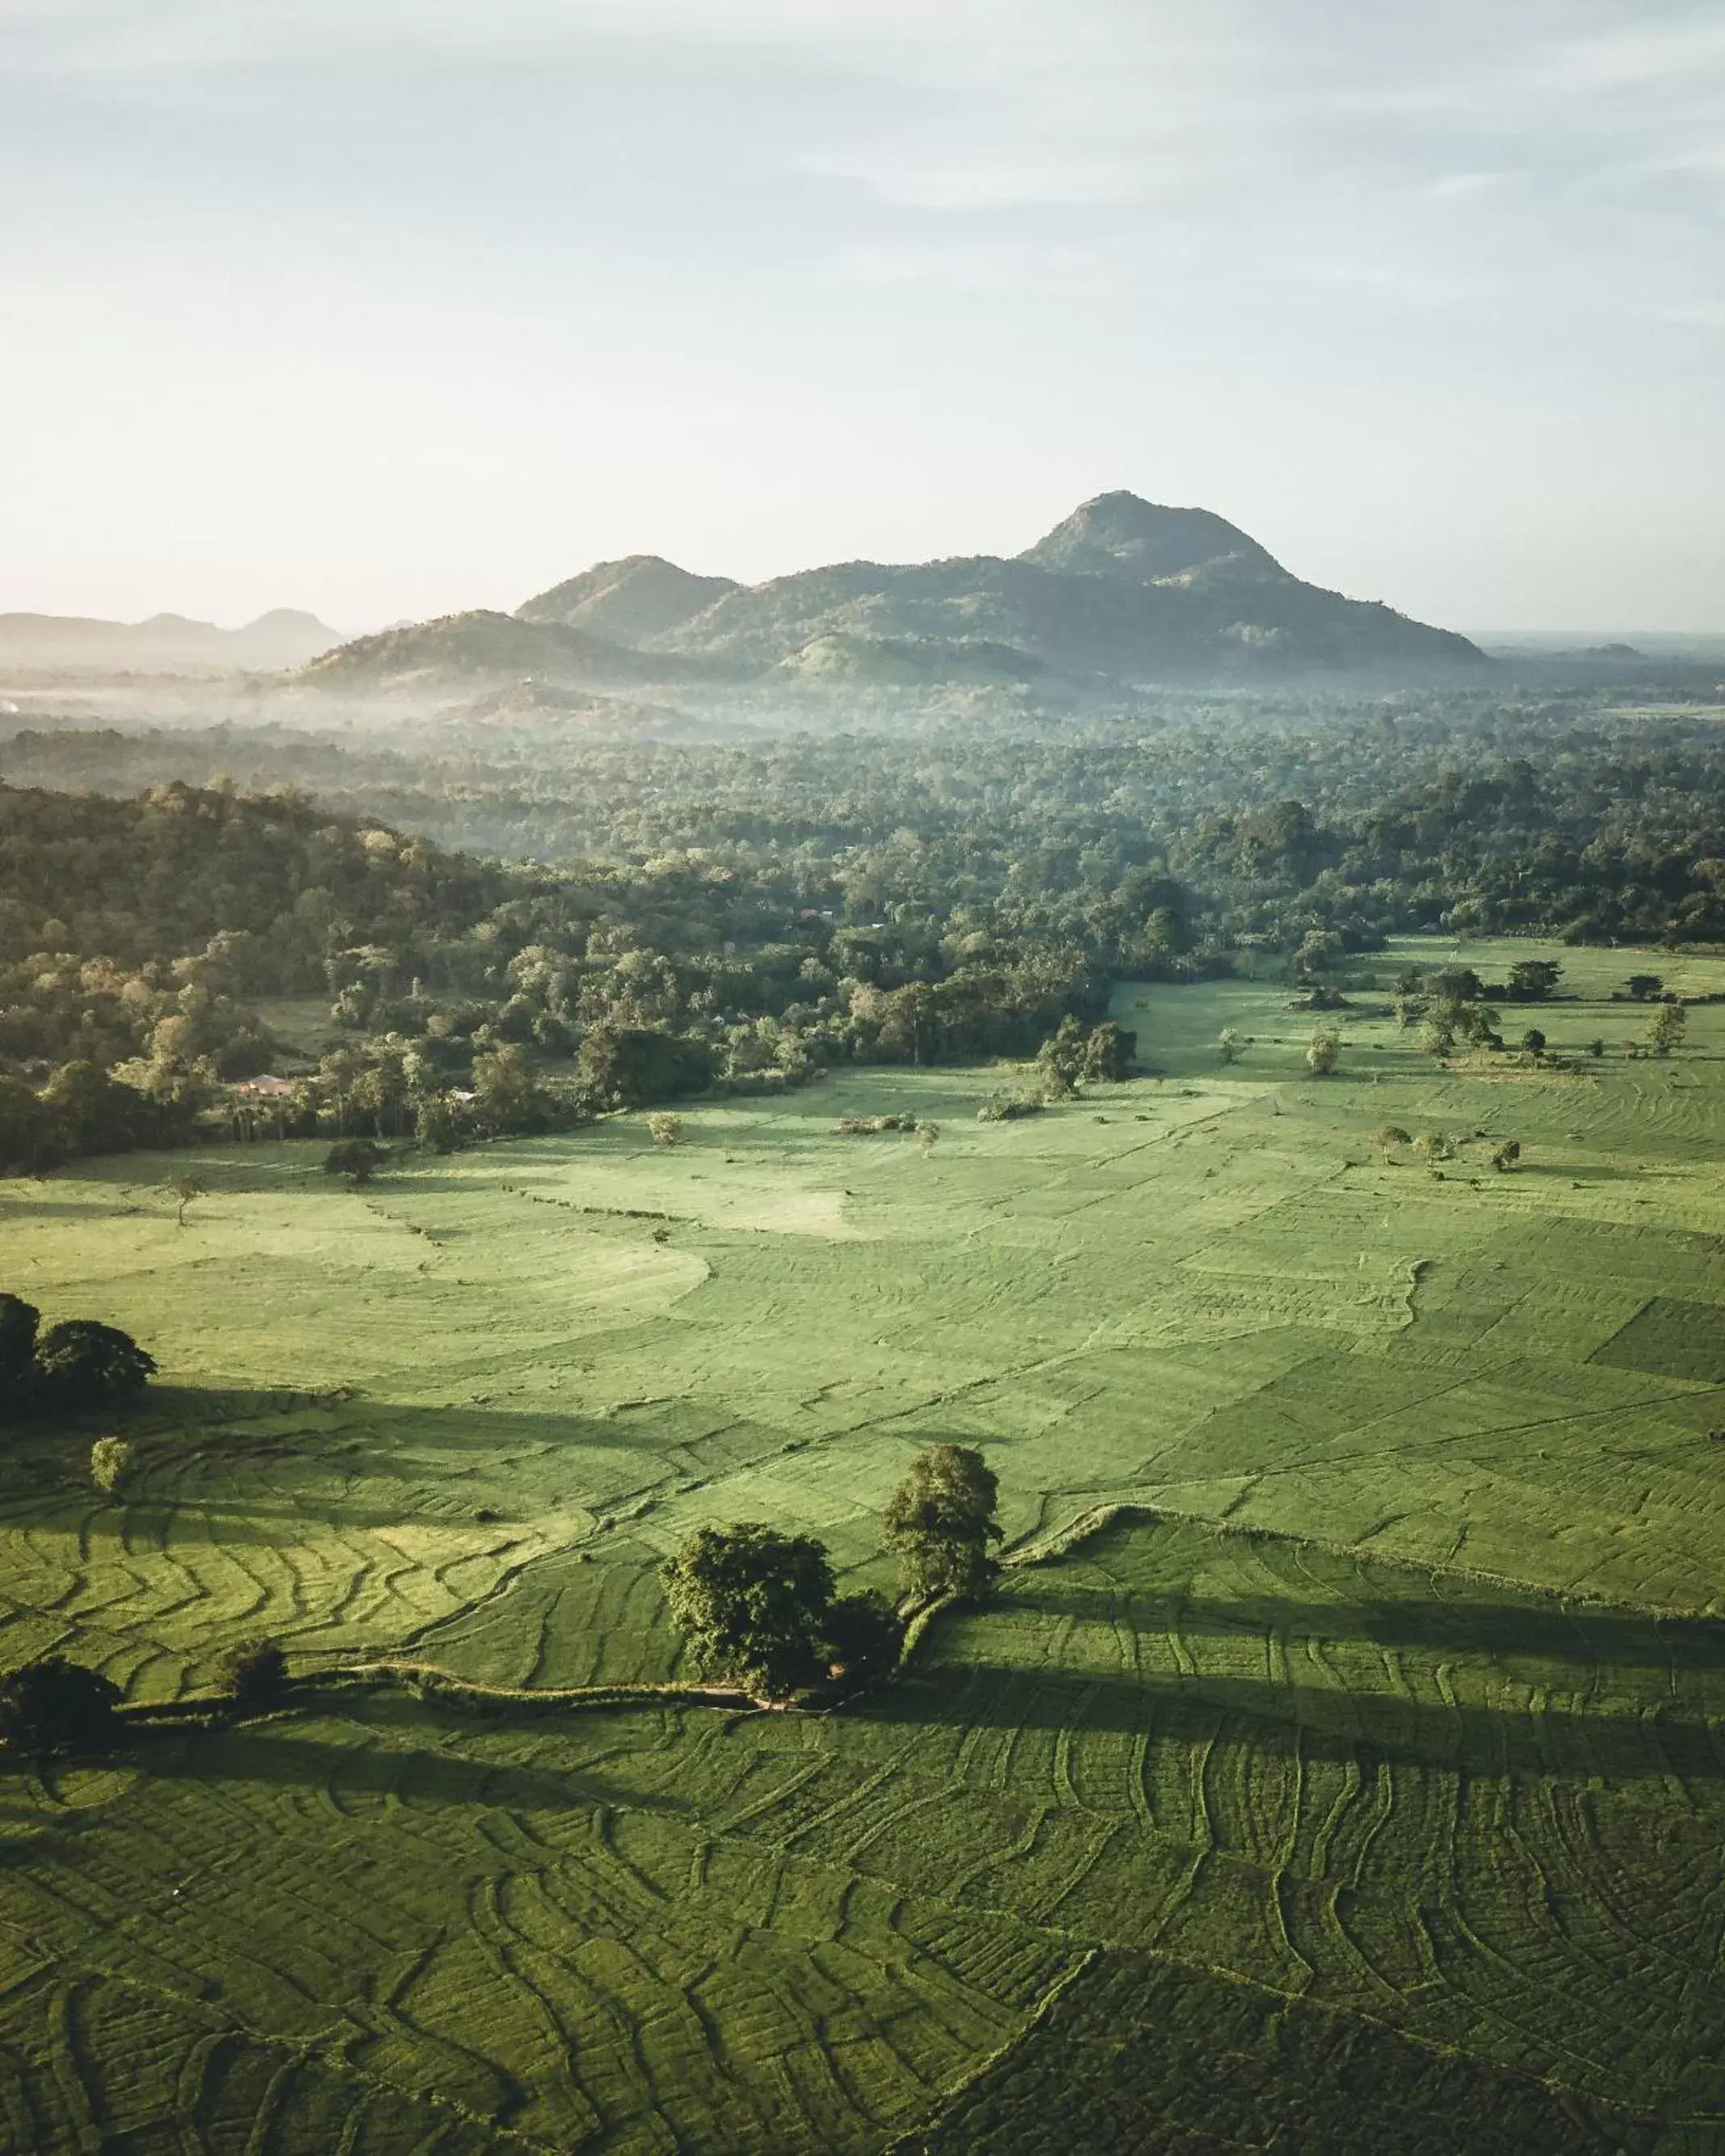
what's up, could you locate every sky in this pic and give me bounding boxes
[2,0,1722,633]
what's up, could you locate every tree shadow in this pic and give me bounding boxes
[877,1656,1725,1785]
[1004,1577,1725,1676]
[128,1705,690,1816]
[0,1386,746,1540]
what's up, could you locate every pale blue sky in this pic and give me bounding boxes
[2,1,1721,630]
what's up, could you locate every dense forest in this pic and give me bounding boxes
[3,679,1723,1169]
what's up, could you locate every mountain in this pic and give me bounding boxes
[646,494,1484,680]
[0,607,342,672]
[516,555,738,643]
[288,492,1485,698]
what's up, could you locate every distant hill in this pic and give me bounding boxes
[288,491,1485,697]
[0,607,342,673]
[645,493,1484,680]
[286,610,734,694]
[515,555,739,643]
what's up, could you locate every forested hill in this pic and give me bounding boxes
[0,780,502,979]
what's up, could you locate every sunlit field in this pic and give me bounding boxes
[6,940,1725,2151]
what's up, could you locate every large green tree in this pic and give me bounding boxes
[33,1320,157,1408]
[883,1445,1004,1606]
[660,1523,836,1701]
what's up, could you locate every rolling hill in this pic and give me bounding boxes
[0,607,342,673]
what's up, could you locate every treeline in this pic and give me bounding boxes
[0,778,1124,1169]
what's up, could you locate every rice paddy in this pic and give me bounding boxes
[6,936,1725,2151]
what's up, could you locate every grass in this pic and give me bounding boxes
[6,935,1725,2149]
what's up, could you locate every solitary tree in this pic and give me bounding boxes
[1306,1026,1341,1076]
[1080,1022,1135,1083]
[883,1445,1003,1606]
[1372,1123,1411,1162]
[1412,1130,1454,1166]
[1519,1028,1547,1057]
[1626,974,1664,1003]
[1490,1140,1522,1172]
[1218,1027,1245,1065]
[648,1113,684,1147]
[1507,959,1562,1000]
[1649,1003,1687,1057]
[34,1321,155,1407]
[324,1137,388,1185]
[1036,1017,1089,1097]
[660,1523,836,1701]
[165,1172,207,1228]
[0,1657,123,1756]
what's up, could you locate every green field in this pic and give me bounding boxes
[6,937,1725,2151]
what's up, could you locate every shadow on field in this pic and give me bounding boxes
[131,1719,676,1815]
[880,1658,1725,1785]
[0,1383,748,1541]
[1003,1579,1725,1675]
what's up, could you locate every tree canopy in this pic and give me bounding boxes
[883,1445,1004,1606]
[660,1523,837,1701]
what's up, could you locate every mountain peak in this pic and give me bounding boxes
[517,555,739,643]
[1021,492,1290,583]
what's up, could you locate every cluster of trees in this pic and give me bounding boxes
[0,1294,155,1418]
[661,1445,1002,1701]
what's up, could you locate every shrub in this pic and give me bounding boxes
[324,1138,388,1184]
[221,1638,292,1710]
[90,1435,134,1495]
[977,1092,1044,1122]
[821,1591,904,1688]
[648,1113,684,1147]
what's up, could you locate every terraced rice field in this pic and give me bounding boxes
[6,937,1725,2150]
